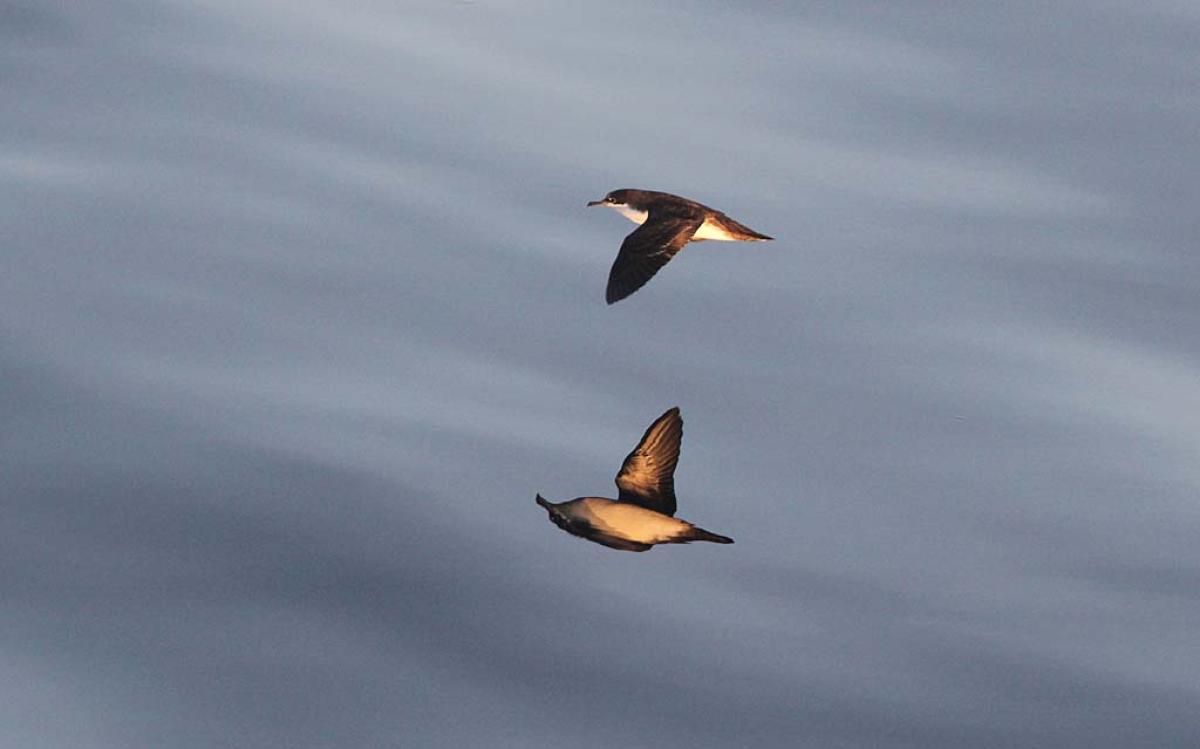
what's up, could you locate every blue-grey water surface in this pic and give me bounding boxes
[4,2,1200,746]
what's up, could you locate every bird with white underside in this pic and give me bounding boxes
[536,407,733,552]
[588,189,773,304]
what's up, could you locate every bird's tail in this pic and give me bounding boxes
[686,526,734,544]
[722,216,773,241]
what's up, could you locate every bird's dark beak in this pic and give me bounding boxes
[535,494,550,509]
[586,200,603,207]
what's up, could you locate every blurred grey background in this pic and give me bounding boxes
[4,1,1199,746]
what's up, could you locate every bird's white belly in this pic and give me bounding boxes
[691,217,738,241]
[575,499,690,543]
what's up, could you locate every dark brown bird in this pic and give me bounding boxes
[587,189,773,304]
[536,407,734,552]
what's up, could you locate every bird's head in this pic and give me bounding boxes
[587,189,633,208]
[536,494,571,530]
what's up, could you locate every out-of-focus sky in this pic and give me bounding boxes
[4,2,1199,746]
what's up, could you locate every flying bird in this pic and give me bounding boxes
[587,189,773,304]
[536,407,734,552]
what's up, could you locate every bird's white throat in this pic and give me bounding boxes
[608,204,648,225]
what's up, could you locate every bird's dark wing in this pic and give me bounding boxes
[615,407,682,516]
[605,211,702,304]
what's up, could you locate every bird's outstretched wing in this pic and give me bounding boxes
[605,211,702,304]
[615,407,682,516]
